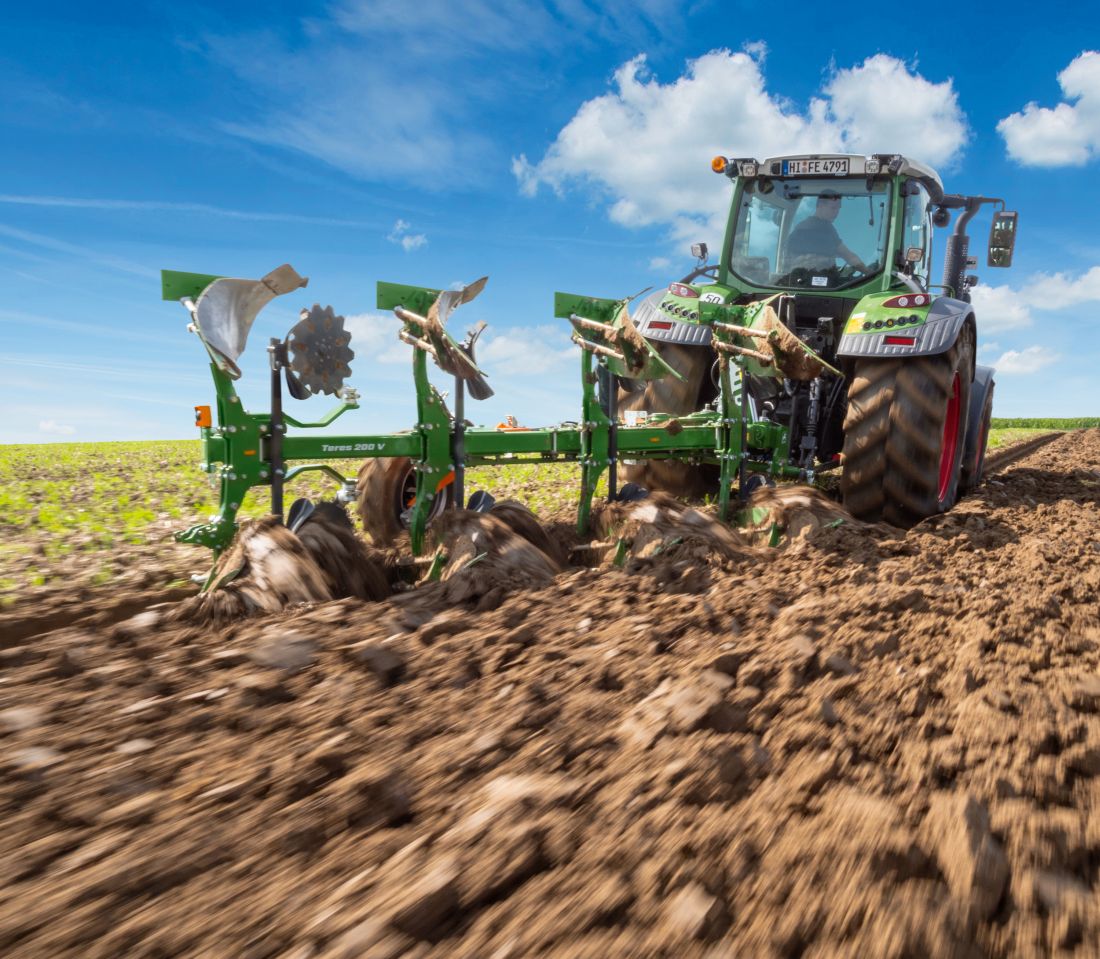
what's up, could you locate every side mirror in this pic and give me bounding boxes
[691,242,708,262]
[988,211,1018,268]
[931,207,951,228]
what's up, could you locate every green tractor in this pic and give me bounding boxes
[620,152,1018,526]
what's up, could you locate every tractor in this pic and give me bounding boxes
[619,153,1018,526]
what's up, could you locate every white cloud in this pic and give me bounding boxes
[998,51,1100,166]
[649,256,672,271]
[0,223,156,278]
[0,194,377,228]
[990,346,1060,375]
[822,55,968,166]
[387,219,427,252]
[1019,266,1100,310]
[478,325,575,375]
[204,1,679,185]
[39,419,76,436]
[344,312,408,364]
[970,265,1100,331]
[207,34,492,183]
[515,50,968,244]
[968,283,1034,331]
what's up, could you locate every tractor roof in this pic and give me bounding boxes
[760,154,945,203]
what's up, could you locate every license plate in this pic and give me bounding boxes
[782,158,850,176]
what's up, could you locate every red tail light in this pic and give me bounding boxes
[882,293,929,308]
[884,335,916,346]
[646,320,674,330]
[667,283,699,298]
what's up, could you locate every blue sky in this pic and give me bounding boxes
[2,0,1097,443]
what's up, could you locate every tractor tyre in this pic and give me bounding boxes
[960,380,994,493]
[618,341,716,498]
[841,334,973,527]
[355,456,450,546]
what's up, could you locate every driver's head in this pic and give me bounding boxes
[816,190,842,221]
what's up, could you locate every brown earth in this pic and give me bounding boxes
[2,431,1100,957]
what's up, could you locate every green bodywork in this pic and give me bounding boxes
[841,292,933,335]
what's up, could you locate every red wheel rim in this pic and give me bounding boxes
[937,371,962,502]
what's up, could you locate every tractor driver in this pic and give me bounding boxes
[786,190,869,274]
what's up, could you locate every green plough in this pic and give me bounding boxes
[162,266,799,580]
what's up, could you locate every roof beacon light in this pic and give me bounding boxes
[882,293,929,309]
[711,156,729,174]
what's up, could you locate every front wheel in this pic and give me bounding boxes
[841,335,973,527]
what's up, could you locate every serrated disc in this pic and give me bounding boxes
[286,304,355,396]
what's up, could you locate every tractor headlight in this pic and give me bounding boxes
[738,160,758,177]
[864,158,881,175]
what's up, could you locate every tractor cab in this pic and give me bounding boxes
[720,154,944,300]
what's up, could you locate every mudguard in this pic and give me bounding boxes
[962,365,995,472]
[837,295,971,360]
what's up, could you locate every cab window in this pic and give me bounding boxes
[902,182,932,286]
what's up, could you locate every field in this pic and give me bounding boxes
[2,427,1099,956]
[0,426,1061,599]
[0,441,601,602]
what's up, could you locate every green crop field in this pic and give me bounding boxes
[990,417,1100,429]
[0,440,590,598]
[0,420,1087,597]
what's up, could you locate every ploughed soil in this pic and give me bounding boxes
[2,431,1100,958]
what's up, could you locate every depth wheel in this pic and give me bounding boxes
[841,335,973,527]
[356,457,450,546]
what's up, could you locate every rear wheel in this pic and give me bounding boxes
[841,334,973,526]
[618,341,717,498]
[356,457,450,546]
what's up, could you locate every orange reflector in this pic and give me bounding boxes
[243,449,256,456]
[194,405,211,428]
[711,156,727,173]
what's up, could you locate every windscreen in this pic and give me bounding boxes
[729,178,890,291]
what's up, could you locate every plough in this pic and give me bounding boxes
[162,266,807,578]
